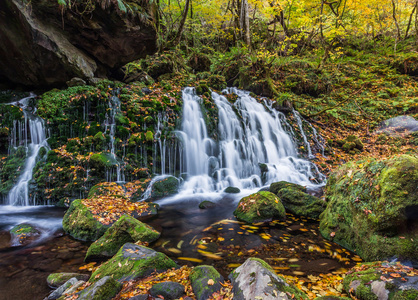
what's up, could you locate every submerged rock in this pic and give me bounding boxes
[62,199,108,241]
[85,214,160,260]
[189,265,224,300]
[234,191,285,223]
[149,281,185,300]
[47,272,89,288]
[78,276,122,300]
[199,200,216,209]
[343,262,418,300]
[229,258,308,300]
[320,155,418,261]
[10,223,41,246]
[89,243,178,283]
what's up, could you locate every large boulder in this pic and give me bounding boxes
[189,265,224,300]
[229,258,308,300]
[343,262,418,300]
[270,181,307,194]
[320,155,418,262]
[276,187,325,219]
[85,214,160,260]
[89,243,178,283]
[78,276,122,300]
[0,0,156,87]
[62,199,108,241]
[150,176,180,199]
[234,191,286,223]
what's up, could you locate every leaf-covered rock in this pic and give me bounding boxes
[320,155,418,261]
[89,243,178,283]
[229,258,308,300]
[234,191,286,223]
[189,265,224,300]
[150,176,180,199]
[46,272,89,288]
[270,181,307,195]
[85,214,160,260]
[78,276,122,300]
[10,223,41,246]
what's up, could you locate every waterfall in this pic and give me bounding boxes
[6,95,49,206]
[174,87,324,196]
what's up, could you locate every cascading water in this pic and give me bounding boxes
[6,96,49,206]
[157,87,325,201]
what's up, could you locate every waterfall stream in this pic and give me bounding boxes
[6,96,49,206]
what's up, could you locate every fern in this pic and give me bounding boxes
[116,0,127,13]
[57,0,67,6]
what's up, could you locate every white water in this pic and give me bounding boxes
[6,96,49,206]
[155,87,324,204]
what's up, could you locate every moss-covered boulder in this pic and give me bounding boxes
[85,214,160,260]
[10,223,41,246]
[47,272,89,288]
[150,176,180,199]
[229,258,308,300]
[234,191,286,223]
[199,200,216,209]
[190,265,224,300]
[62,199,108,241]
[343,262,418,300]
[277,188,325,219]
[270,181,307,195]
[320,155,418,261]
[89,243,178,283]
[149,281,185,300]
[224,187,241,194]
[78,276,122,300]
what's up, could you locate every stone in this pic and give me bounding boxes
[47,272,89,288]
[62,199,108,241]
[9,223,41,246]
[376,116,418,136]
[189,265,224,300]
[48,277,78,300]
[229,258,308,300]
[149,281,185,300]
[78,276,122,300]
[89,243,178,283]
[62,280,85,296]
[66,77,86,87]
[224,187,241,194]
[199,201,216,209]
[320,155,418,261]
[85,214,160,260]
[0,0,156,87]
[150,176,180,199]
[277,187,325,219]
[234,191,286,223]
[270,181,307,195]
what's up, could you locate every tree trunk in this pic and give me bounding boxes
[404,1,417,40]
[391,0,401,40]
[174,0,190,46]
[240,0,251,46]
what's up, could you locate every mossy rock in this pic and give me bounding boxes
[47,272,89,288]
[234,191,286,223]
[150,176,180,199]
[190,265,224,300]
[277,188,325,219]
[10,223,41,246]
[149,281,185,300]
[62,199,108,241]
[85,214,160,260]
[78,276,122,300]
[89,243,178,283]
[229,258,308,300]
[199,200,216,209]
[270,181,307,195]
[343,262,418,300]
[320,155,418,261]
[224,187,241,194]
[314,297,351,300]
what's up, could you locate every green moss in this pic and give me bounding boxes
[78,276,122,300]
[277,188,325,219]
[150,176,179,199]
[270,181,307,194]
[189,265,223,300]
[224,187,240,194]
[145,130,154,142]
[62,199,108,241]
[85,214,160,260]
[47,273,89,288]
[89,243,177,283]
[199,200,216,209]
[234,191,286,223]
[392,289,418,300]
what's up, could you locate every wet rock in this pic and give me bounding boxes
[234,191,286,223]
[276,187,325,219]
[47,277,78,300]
[190,265,224,300]
[89,243,178,283]
[376,116,418,136]
[0,0,156,87]
[66,77,86,87]
[62,280,85,296]
[314,297,351,300]
[343,262,418,300]
[229,258,308,300]
[78,276,122,300]
[270,181,307,195]
[224,187,241,194]
[150,176,180,199]
[320,155,418,261]
[47,272,89,289]
[10,223,41,246]
[62,199,108,241]
[128,295,149,300]
[199,200,216,209]
[149,281,185,300]
[85,214,160,261]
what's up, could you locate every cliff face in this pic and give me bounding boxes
[0,0,156,87]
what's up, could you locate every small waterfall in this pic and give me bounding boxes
[174,88,324,197]
[6,96,49,206]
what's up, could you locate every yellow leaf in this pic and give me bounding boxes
[208,279,215,285]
